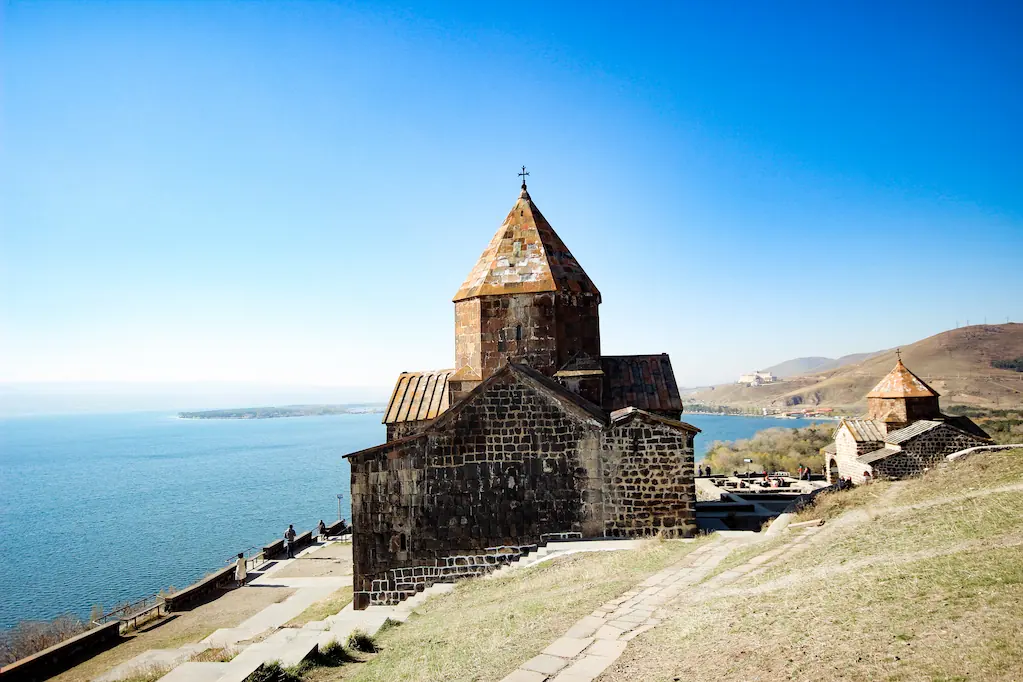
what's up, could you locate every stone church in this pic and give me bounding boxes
[823,357,990,484]
[345,179,698,609]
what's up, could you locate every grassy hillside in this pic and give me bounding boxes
[690,323,1023,411]
[604,448,1023,682]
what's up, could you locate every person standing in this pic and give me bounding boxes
[285,524,297,559]
[318,519,327,540]
[235,553,247,587]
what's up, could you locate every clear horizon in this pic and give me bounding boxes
[3,1,1022,394]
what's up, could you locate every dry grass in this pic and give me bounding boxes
[896,448,1023,506]
[793,480,893,522]
[50,586,295,682]
[604,449,1023,682]
[286,587,354,627]
[189,646,237,663]
[304,540,700,682]
[605,544,1023,682]
[118,662,172,682]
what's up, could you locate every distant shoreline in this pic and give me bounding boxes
[685,410,842,421]
[179,404,385,420]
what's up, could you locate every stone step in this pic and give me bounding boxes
[159,662,230,682]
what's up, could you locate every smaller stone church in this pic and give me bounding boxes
[823,357,990,484]
[345,179,698,609]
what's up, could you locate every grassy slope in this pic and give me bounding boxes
[689,323,1023,411]
[287,587,354,627]
[305,540,701,682]
[604,449,1023,682]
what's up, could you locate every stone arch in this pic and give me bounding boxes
[828,459,840,484]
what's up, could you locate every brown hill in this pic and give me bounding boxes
[689,323,1023,412]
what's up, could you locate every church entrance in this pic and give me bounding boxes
[828,459,840,484]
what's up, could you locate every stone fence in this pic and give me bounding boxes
[163,564,237,612]
[261,528,314,560]
[323,520,349,537]
[0,621,121,682]
[946,443,1023,462]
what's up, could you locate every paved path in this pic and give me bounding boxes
[498,524,841,682]
[499,534,754,682]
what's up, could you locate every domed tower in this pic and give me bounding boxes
[449,178,602,402]
[866,357,941,430]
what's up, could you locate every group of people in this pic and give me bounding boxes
[795,464,813,480]
[696,464,714,477]
[231,518,352,588]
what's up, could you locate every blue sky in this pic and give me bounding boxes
[2,0,1021,401]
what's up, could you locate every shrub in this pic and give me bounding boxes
[702,423,836,475]
[313,639,356,666]
[0,614,89,666]
[346,628,376,653]
[245,661,303,682]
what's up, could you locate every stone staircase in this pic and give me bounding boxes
[157,581,458,682]
[100,539,643,682]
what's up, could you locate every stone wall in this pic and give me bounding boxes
[349,372,601,609]
[453,298,482,376]
[453,292,601,381]
[599,416,696,537]
[386,420,428,442]
[873,425,988,479]
[348,369,696,609]
[0,622,122,682]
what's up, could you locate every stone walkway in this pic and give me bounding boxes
[96,541,353,682]
[500,523,833,682]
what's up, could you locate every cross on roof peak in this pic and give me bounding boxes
[518,165,529,190]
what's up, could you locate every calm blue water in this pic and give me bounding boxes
[0,410,819,628]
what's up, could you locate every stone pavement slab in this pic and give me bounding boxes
[542,636,593,658]
[158,662,230,682]
[522,653,569,675]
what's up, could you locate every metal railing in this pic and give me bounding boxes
[91,594,165,632]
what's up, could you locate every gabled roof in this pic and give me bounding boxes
[609,406,700,434]
[453,188,600,302]
[840,418,887,443]
[859,445,902,465]
[885,420,943,444]
[601,354,683,414]
[426,360,608,434]
[382,369,453,425]
[867,359,939,399]
[942,415,992,440]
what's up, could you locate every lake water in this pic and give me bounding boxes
[0,410,819,628]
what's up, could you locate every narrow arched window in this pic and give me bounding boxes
[516,325,522,341]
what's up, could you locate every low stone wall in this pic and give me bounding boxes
[163,564,236,612]
[0,621,121,682]
[359,543,537,608]
[293,531,313,553]
[262,538,285,560]
[323,520,348,537]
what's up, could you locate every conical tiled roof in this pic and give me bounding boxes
[866,359,940,398]
[453,188,600,302]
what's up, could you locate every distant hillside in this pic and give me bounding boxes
[180,404,385,419]
[760,356,832,378]
[689,323,1023,411]
[762,351,880,378]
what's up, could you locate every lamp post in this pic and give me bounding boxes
[337,493,343,522]
[743,458,753,477]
